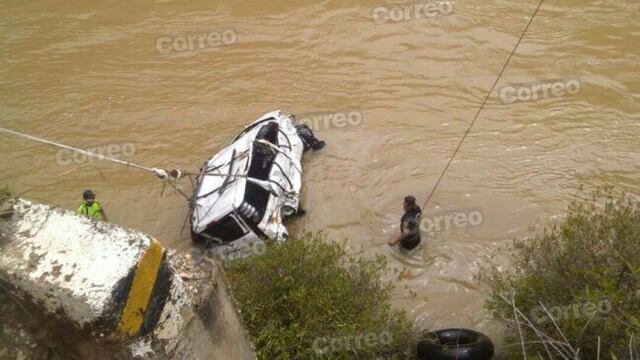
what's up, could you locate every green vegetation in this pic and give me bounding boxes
[0,185,12,207]
[224,233,418,359]
[483,187,640,359]
[0,185,11,198]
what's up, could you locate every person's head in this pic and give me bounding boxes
[403,195,416,212]
[83,190,96,205]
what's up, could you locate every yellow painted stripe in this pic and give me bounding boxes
[117,238,165,337]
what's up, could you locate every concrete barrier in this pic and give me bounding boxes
[0,197,256,359]
[0,198,183,338]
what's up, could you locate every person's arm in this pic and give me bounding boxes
[388,229,410,246]
[99,207,109,222]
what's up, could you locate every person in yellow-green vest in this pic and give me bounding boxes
[76,190,109,221]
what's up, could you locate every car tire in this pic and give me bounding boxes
[417,328,494,360]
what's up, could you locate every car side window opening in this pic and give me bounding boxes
[204,214,247,242]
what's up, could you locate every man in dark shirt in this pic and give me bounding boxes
[388,195,422,250]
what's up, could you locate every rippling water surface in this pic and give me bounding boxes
[1,0,639,352]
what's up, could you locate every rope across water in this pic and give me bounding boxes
[420,0,545,210]
[0,127,292,202]
[0,127,193,198]
[0,127,157,173]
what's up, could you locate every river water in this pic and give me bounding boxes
[1,0,639,354]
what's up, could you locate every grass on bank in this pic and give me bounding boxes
[0,185,11,199]
[483,187,640,359]
[223,232,418,359]
[0,185,12,210]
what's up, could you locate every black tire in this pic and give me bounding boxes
[417,328,494,360]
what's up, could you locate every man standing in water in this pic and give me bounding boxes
[76,190,109,221]
[388,195,422,251]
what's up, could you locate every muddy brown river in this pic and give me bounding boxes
[1,0,639,355]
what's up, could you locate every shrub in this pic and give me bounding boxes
[483,187,640,359]
[223,232,417,359]
[0,185,12,210]
[0,185,11,200]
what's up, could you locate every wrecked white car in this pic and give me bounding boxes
[189,110,324,255]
